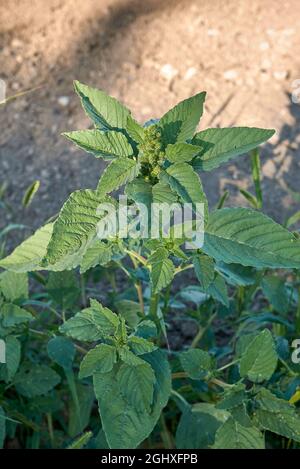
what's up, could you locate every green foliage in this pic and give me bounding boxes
[1,82,300,450]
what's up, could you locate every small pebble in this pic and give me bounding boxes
[160,64,178,81]
[223,69,238,81]
[57,96,70,107]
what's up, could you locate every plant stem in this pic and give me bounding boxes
[150,292,159,318]
[46,413,54,448]
[190,312,217,348]
[126,250,145,314]
[80,275,87,308]
[65,368,82,429]
[159,413,174,449]
[217,359,239,372]
[172,372,232,389]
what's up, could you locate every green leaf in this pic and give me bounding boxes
[216,384,247,410]
[192,127,275,171]
[239,329,278,383]
[47,337,75,370]
[22,180,40,207]
[63,129,133,160]
[148,247,175,293]
[80,240,114,273]
[165,143,201,163]
[213,418,265,449]
[74,81,130,131]
[0,271,28,302]
[216,262,257,286]
[60,299,119,342]
[115,300,141,328]
[203,208,300,269]
[44,190,110,268]
[93,349,171,449]
[254,388,300,441]
[68,384,94,438]
[0,336,21,382]
[79,344,117,378]
[206,273,229,307]
[1,303,33,328]
[14,365,61,398]
[0,223,53,272]
[97,157,140,197]
[46,271,80,310]
[0,407,5,448]
[159,92,206,144]
[117,359,155,412]
[162,163,208,216]
[261,276,290,314]
[126,116,145,143]
[193,254,215,290]
[128,336,157,355]
[179,348,214,379]
[67,431,93,449]
[176,403,229,449]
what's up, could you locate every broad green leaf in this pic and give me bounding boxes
[148,247,175,293]
[128,336,157,355]
[0,223,53,272]
[117,360,155,412]
[206,273,229,307]
[115,300,141,328]
[254,388,300,441]
[192,127,275,171]
[63,129,133,159]
[1,303,33,328]
[80,240,114,273]
[126,115,145,143]
[216,262,257,286]
[93,349,171,449]
[162,163,208,217]
[165,143,201,163]
[0,407,5,448]
[14,365,61,398]
[213,418,265,449]
[159,92,206,144]
[193,254,215,290]
[203,208,300,269]
[79,344,117,378]
[44,190,109,267]
[179,348,214,379]
[0,336,21,382]
[261,276,290,314]
[46,271,80,310]
[97,158,140,197]
[47,337,75,370]
[152,181,178,204]
[60,299,119,342]
[216,384,248,410]
[176,403,229,449]
[0,271,28,302]
[74,81,130,131]
[239,329,278,383]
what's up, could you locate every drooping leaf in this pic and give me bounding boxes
[148,247,175,293]
[0,271,28,302]
[212,418,265,449]
[47,337,75,370]
[159,92,206,144]
[93,349,171,449]
[192,127,275,171]
[203,208,300,269]
[239,329,278,383]
[79,344,117,378]
[60,299,119,342]
[261,276,290,314]
[176,403,229,449]
[14,365,61,398]
[254,388,300,441]
[46,271,80,310]
[63,129,133,160]
[179,348,214,380]
[97,158,140,197]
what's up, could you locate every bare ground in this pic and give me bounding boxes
[1,0,300,246]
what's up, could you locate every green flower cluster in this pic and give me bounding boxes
[138,125,165,181]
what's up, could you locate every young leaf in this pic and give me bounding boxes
[74,81,130,131]
[165,143,201,163]
[254,388,300,442]
[239,329,278,383]
[1,303,33,328]
[212,418,265,449]
[176,404,229,449]
[203,208,300,269]
[97,158,140,197]
[93,349,171,449]
[47,337,75,370]
[159,92,206,144]
[148,247,175,293]
[14,365,61,398]
[192,127,275,171]
[0,271,28,302]
[179,349,214,379]
[60,299,120,342]
[79,344,117,378]
[63,130,133,159]
[128,336,157,355]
